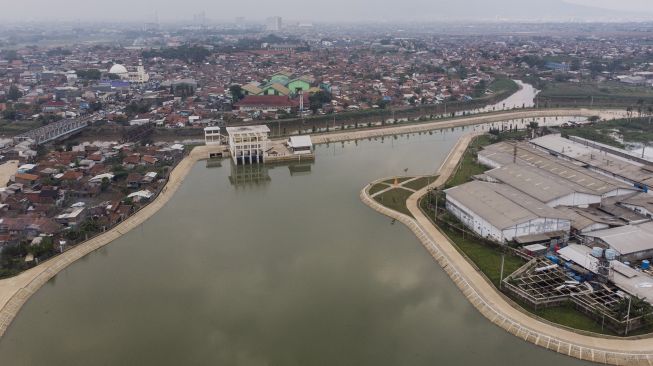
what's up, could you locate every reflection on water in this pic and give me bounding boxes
[228,163,271,187]
[205,159,222,169]
[288,163,313,176]
[229,160,316,185]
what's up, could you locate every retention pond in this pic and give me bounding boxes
[0,125,592,365]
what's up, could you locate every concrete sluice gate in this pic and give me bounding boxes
[235,154,264,165]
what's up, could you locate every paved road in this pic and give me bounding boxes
[362,132,653,365]
[310,108,626,144]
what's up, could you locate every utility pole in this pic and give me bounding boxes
[434,190,439,222]
[625,296,632,336]
[499,254,505,289]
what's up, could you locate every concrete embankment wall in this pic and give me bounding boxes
[0,108,629,346]
[310,108,621,144]
[361,132,653,365]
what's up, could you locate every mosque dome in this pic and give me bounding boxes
[109,64,128,75]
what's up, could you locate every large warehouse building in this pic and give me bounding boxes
[530,134,653,192]
[446,135,644,245]
[445,181,571,243]
[485,162,635,207]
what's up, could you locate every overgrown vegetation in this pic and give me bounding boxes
[562,117,653,148]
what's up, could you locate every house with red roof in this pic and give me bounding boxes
[233,95,298,113]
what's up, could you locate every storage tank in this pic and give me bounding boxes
[591,247,604,258]
[546,255,559,264]
[642,260,650,270]
[605,249,617,261]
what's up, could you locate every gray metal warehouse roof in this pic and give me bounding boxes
[445,181,570,230]
[486,163,603,203]
[530,134,653,186]
[585,221,653,255]
[479,142,633,195]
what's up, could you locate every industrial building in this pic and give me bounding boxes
[584,222,653,262]
[530,134,653,192]
[226,125,270,165]
[444,181,571,243]
[558,244,653,303]
[287,136,313,155]
[485,162,635,207]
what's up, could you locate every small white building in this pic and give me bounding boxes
[204,126,222,145]
[287,135,313,155]
[226,125,270,165]
[445,181,571,243]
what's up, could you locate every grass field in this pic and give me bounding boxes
[488,78,520,95]
[402,175,437,191]
[381,177,412,185]
[539,81,653,99]
[444,134,493,188]
[437,219,525,286]
[373,187,414,217]
[537,81,653,108]
[0,120,42,136]
[533,303,610,334]
[562,117,653,148]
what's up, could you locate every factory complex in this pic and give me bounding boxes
[444,134,653,333]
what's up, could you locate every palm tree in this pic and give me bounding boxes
[637,99,645,117]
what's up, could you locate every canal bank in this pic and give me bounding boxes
[0,108,633,365]
[0,108,629,340]
[309,107,626,144]
[361,132,653,365]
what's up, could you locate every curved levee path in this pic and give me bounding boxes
[311,107,626,144]
[361,132,653,365]
[0,107,631,343]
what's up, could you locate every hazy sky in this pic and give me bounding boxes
[1,0,652,22]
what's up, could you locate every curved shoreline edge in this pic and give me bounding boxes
[361,133,653,365]
[0,145,211,338]
[0,107,632,344]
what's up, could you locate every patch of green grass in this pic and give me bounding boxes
[382,177,412,185]
[488,78,520,95]
[369,182,390,196]
[374,188,414,217]
[540,81,653,99]
[533,303,612,335]
[439,223,524,286]
[403,175,438,191]
[562,117,653,147]
[561,128,625,148]
[0,120,42,135]
[445,135,493,188]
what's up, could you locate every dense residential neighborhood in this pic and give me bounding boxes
[0,140,184,276]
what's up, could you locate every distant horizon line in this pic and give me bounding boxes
[2,18,653,26]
